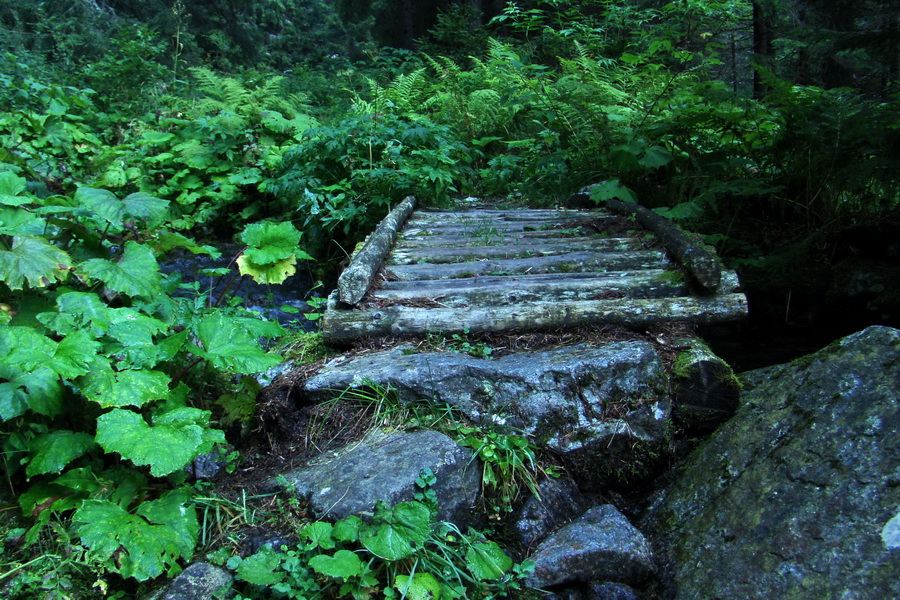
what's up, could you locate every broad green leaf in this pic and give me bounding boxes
[236,548,285,585]
[333,515,362,543]
[152,231,220,256]
[121,192,169,228]
[50,330,101,378]
[95,408,220,476]
[53,467,103,494]
[0,325,57,366]
[74,489,198,581]
[192,312,283,374]
[0,235,72,289]
[301,521,336,550]
[309,549,363,580]
[360,501,431,561]
[0,172,30,206]
[589,180,637,205]
[239,221,302,265]
[39,291,112,336]
[80,367,170,408]
[395,572,442,600]
[0,365,63,420]
[465,540,513,580]
[639,145,674,169]
[78,241,162,298]
[0,206,44,235]
[236,254,297,285]
[76,188,168,227]
[75,187,123,227]
[26,430,96,477]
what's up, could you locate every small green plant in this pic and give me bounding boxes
[454,427,554,514]
[427,329,494,359]
[227,498,530,600]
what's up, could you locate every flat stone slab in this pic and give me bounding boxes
[527,504,656,589]
[272,429,480,526]
[305,342,671,486]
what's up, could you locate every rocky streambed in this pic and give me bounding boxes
[152,325,900,599]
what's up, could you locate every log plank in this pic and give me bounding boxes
[322,293,749,343]
[385,250,671,280]
[337,195,417,306]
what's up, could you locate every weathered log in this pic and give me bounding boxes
[372,269,687,305]
[402,217,616,237]
[386,250,671,280]
[571,188,723,291]
[670,337,741,433]
[389,237,649,265]
[321,293,749,343]
[337,195,416,306]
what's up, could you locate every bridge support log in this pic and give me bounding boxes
[337,195,416,306]
[322,293,748,344]
[670,337,741,432]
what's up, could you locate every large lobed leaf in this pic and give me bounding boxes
[191,312,283,374]
[0,235,72,290]
[74,488,198,581]
[78,241,162,299]
[360,501,431,561]
[95,407,225,476]
[75,187,169,229]
[26,430,96,477]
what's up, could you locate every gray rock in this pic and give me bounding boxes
[272,429,480,525]
[527,505,656,590]
[643,325,900,600]
[306,342,671,486]
[511,476,586,551]
[589,582,640,600]
[144,562,232,600]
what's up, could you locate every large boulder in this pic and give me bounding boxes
[526,504,656,590]
[510,476,587,552]
[643,325,900,599]
[270,429,480,526]
[305,342,671,486]
[143,562,232,600]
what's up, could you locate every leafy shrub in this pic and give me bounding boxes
[273,112,469,257]
[0,170,306,583]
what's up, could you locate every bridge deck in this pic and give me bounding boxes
[321,198,747,344]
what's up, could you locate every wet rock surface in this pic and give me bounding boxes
[643,325,900,599]
[304,341,672,486]
[526,504,656,590]
[510,476,587,553]
[144,562,232,600]
[270,429,480,526]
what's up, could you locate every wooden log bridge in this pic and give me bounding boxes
[322,196,748,344]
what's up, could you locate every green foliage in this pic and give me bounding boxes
[228,499,529,600]
[273,111,468,256]
[0,175,302,585]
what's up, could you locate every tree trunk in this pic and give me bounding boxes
[752,0,774,99]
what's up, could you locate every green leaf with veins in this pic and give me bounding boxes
[239,221,303,265]
[0,235,72,290]
[78,241,162,298]
[95,407,223,476]
[360,501,431,560]
[74,188,168,229]
[26,430,97,477]
[0,207,44,235]
[0,366,63,420]
[0,172,29,206]
[79,366,171,408]
[74,488,198,581]
[191,312,283,374]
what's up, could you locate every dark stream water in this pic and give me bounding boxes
[161,243,328,330]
